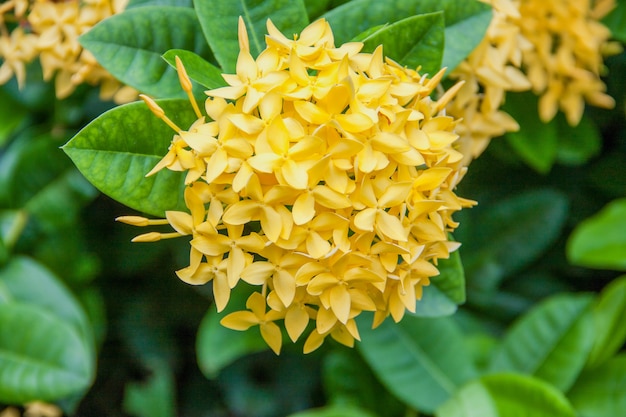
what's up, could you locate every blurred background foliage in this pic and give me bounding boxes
[1,0,625,416]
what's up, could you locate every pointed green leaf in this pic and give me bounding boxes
[357,314,477,412]
[360,13,444,76]
[194,0,309,72]
[62,99,197,217]
[79,6,211,98]
[567,198,626,271]
[488,293,594,391]
[436,373,576,417]
[162,49,227,90]
[568,354,626,417]
[196,286,268,378]
[586,275,626,368]
[412,249,465,317]
[0,303,93,403]
[323,0,491,72]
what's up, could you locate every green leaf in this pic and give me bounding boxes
[488,293,594,392]
[0,303,93,403]
[568,354,626,417]
[288,405,378,417]
[303,0,333,21]
[360,13,444,76]
[323,0,492,72]
[196,285,268,378]
[458,189,569,297]
[194,0,309,72]
[62,99,198,217]
[162,49,227,89]
[436,373,576,417]
[504,92,559,174]
[127,0,193,7]
[567,198,626,271]
[123,361,176,417]
[555,115,601,166]
[412,249,465,317]
[603,1,626,44]
[0,256,93,345]
[586,275,626,368]
[357,314,477,413]
[79,6,211,98]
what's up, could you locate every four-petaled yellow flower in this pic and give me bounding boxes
[119,17,475,354]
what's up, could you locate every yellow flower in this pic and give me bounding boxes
[449,0,617,163]
[0,0,134,102]
[127,17,474,353]
[220,291,284,354]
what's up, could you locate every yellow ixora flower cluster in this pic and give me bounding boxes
[0,0,135,102]
[118,17,474,354]
[449,0,618,162]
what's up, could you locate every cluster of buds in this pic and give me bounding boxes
[0,0,135,102]
[119,18,474,354]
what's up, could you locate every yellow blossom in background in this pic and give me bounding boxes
[0,0,136,102]
[449,0,618,163]
[118,17,475,354]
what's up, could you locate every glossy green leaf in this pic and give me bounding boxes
[568,354,626,417]
[323,0,491,72]
[504,92,559,174]
[586,275,626,368]
[62,99,198,217]
[567,198,626,271]
[162,49,227,89]
[127,0,192,7]
[194,0,309,72]
[79,6,211,98]
[488,293,594,392]
[196,286,268,378]
[459,189,569,297]
[123,361,176,417]
[437,373,576,417]
[288,405,378,417]
[412,249,465,317]
[0,256,92,344]
[0,303,92,403]
[360,13,444,76]
[357,314,477,412]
